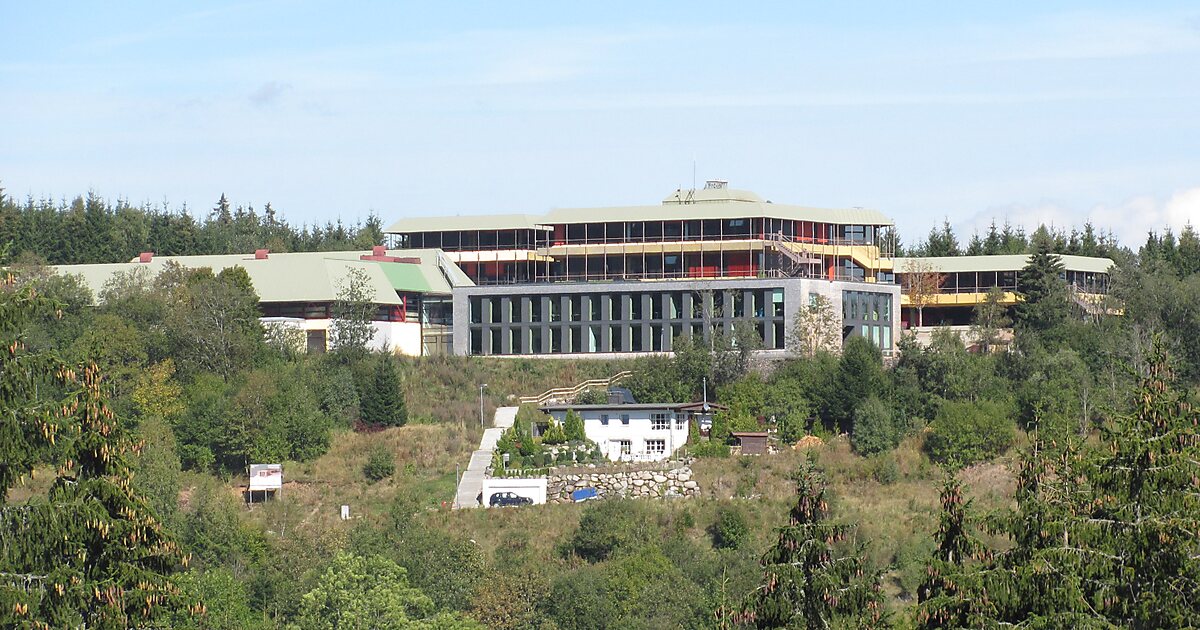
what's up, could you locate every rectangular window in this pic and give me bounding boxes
[600,414,609,426]
[651,413,670,430]
[618,440,632,455]
[620,414,630,425]
[645,439,666,455]
[675,414,686,429]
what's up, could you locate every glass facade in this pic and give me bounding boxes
[467,287,788,355]
[841,290,894,351]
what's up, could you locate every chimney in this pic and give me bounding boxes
[138,252,154,263]
[254,249,269,260]
[372,245,386,257]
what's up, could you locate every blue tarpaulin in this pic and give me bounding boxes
[571,487,598,502]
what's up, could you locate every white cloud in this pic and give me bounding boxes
[961,187,1200,246]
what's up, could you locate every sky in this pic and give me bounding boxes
[2,2,1199,247]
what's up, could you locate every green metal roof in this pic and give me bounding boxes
[49,248,474,306]
[894,254,1115,275]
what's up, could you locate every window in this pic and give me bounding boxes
[618,440,631,455]
[675,414,686,429]
[645,439,666,455]
[620,414,630,425]
[600,414,609,426]
[651,413,671,430]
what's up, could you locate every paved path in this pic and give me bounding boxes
[453,406,517,509]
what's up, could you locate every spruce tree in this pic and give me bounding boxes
[916,476,996,629]
[0,276,196,627]
[360,358,407,427]
[1014,233,1068,334]
[737,461,884,628]
[1078,338,1200,626]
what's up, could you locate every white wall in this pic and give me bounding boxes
[482,477,547,506]
[548,408,689,462]
[259,317,423,356]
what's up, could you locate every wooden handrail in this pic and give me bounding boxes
[517,371,633,406]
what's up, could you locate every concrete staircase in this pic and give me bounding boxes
[453,406,517,509]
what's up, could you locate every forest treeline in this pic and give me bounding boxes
[0,187,385,264]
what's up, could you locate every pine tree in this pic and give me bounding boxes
[737,461,884,629]
[360,358,407,427]
[916,476,996,629]
[0,275,196,627]
[1079,338,1200,626]
[1014,232,1068,334]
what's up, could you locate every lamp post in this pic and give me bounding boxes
[479,383,488,429]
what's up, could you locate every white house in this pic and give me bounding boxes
[541,401,715,462]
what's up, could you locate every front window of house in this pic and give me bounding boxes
[600,414,609,425]
[651,413,671,430]
[645,439,666,455]
[621,414,630,425]
[618,440,631,454]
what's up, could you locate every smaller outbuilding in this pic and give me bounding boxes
[247,464,282,503]
[730,432,770,456]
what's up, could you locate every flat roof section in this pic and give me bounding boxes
[384,187,893,234]
[385,214,552,234]
[894,254,1115,275]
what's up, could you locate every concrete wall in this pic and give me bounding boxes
[481,476,547,506]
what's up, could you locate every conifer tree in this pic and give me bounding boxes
[0,275,196,627]
[737,461,883,629]
[1014,233,1068,334]
[563,409,586,442]
[1078,338,1200,626]
[360,358,407,427]
[916,476,996,629]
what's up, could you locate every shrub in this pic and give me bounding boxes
[565,499,651,562]
[710,506,749,550]
[851,395,898,456]
[926,400,1015,466]
[575,388,608,405]
[869,453,899,485]
[542,421,567,445]
[690,439,731,458]
[563,409,586,442]
[362,444,396,482]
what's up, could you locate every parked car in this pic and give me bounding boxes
[489,491,532,507]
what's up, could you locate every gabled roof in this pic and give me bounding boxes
[49,248,474,306]
[894,254,1115,275]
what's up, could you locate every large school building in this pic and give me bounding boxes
[49,181,1115,357]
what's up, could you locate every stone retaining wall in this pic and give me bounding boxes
[546,464,698,503]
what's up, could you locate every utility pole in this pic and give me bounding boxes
[479,383,488,429]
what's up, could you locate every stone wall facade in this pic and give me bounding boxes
[545,464,698,503]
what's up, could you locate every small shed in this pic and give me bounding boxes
[247,464,282,503]
[730,432,770,456]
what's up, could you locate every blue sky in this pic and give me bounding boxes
[3,2,1199,245]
